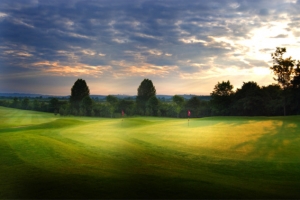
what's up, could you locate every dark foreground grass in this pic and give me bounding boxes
[1,106,300,199]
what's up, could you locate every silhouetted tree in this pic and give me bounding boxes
[70,79,90,111]
[271,47,295,115]
[291,61,300,114]
[291,61,300,88]
[232,81,264,116]
[136,79,156,115]
[210,80,233,115]
[271,47,295,88]
[262,85,282,116]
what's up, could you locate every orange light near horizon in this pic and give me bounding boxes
[31,61,112,77]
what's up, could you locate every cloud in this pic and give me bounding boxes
[0,12,8,20]
[179,36,208,44]
[147,49,163,56]
[2,49,32,58]
[31,61,112,77]
[81,49,96,56]
[271,34,289,38]
[110,60,179,78]
[1,0,300,95]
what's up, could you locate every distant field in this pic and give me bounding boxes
[1,106,300,199]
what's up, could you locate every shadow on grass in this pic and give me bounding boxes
[231,118,300,162]
[0,119,86,134]
[6,166,273,199]
[227,117,300,198]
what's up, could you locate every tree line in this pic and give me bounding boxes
[0,78,210,118]
[211,47,300,116]
[1,47,300,117]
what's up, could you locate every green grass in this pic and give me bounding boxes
[1,106,300,199]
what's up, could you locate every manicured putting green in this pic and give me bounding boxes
[1,106,300,198]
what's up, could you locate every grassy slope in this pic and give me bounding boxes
[1,106,300,199]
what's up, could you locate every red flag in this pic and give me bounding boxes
[188,110,191,117]
[122,110,124,116]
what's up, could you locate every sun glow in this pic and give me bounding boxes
[239,21,300,61]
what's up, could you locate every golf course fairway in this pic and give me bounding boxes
[1,106,300,199]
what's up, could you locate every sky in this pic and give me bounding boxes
[1,0,300,96]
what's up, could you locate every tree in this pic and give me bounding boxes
[59,107,65,116]
[33,99,41,111]
[147,96,159,116]
[290,61,300,114]
[165,103,178,117]
[172,95,185,118]
[291,61,300,88]
[172,95,185,106]
[233,81,264,116]
[271,47,296,116]
[70,79,90,110]
[49,98,59,113]
[136,79,156,115]
[81,96,93,116]
[271,47,295,89]
[21,98,30,110]
[186,96,201,117]
[11,97,20,108]
[106,95,118,118]
[100,103,114,118]
[106,95,118,105]
[1,100,8,107]
[262,84,282,116]
[119,99,136,116]
[210,80,233,115]
[158,102,169,117]
[198,100,212,117]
